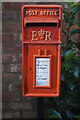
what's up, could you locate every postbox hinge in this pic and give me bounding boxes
[58,20,61,28]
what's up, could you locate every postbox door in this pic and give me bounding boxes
[27,44,58,94]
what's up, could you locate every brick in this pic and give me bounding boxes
[18,53,22,62]
[16,43,22,53]
[0,95,1,102]
[62,19,68,28]
[2,33,17,42]
[4,2,32,10]
[2,66,4,73]
[3,42,22,53]
[0,33,2,44]
[0,86,2,95]
[0,112,2,120]
[0,64,2,73]
[2,11,17,21]
[0,2,2,12]
[21,96,37,102]
[71,34,76,42]
[19,33,22,41]
[62,13,64,19]
[2,83,7,91]
[2,73,22,85]
[2,111,20,118]
[0,22,1,32]
[62,33,67,45]
[3,102,32,111]
[4,2,26,10]
[3,64,22,73]
[75,11,79,22]
[76,34,80,42]
[10,64,22,73]
[71,25,78,31]
[0,102,2,111]
[78,11,80,20]
[19,75,22,81]
[3,83,21,93]
[9,83,21,92]
[3,73,17,83]
[0,74,2,85]
[3,42,16,53]
[0,53,2,63]
[22,111,37,118]
[64,4,68,9]
[20,11,22,21]
[2,93,20,102]
[3,22,22,32]
[2,54,17,63]
[78,49,80,54]
[0,43,2,53]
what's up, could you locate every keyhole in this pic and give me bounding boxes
[30,67,31,71]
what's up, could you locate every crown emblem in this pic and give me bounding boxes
[38,29,45,39]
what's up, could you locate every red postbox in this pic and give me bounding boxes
[22,5,62,97]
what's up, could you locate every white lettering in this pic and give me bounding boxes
[26,10,58,16]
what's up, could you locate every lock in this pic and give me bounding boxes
[22,5,62,97]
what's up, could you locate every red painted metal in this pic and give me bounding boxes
[22,5,62,97]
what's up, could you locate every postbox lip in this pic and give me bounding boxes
[22,5,62,10]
